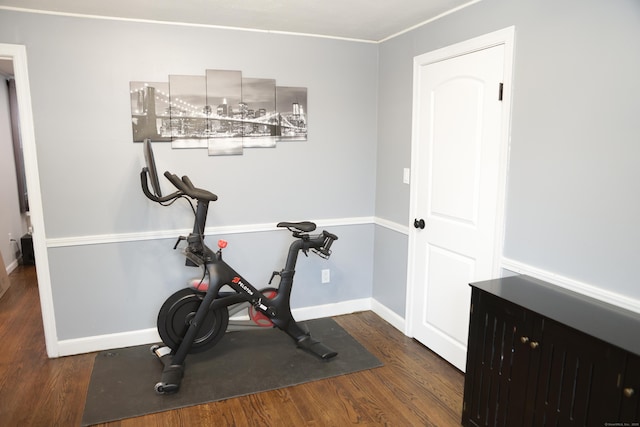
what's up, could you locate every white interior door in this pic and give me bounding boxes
[407,29,514,372]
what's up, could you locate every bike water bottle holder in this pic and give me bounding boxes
[184,250,205,267]
[268,270,281,285]
[185,247,214,267]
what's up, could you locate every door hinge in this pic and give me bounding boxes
[498,82,504,101]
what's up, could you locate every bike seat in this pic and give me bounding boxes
[277,221,316,233]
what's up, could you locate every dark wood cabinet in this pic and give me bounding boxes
[462,275,640,426]
[620,354,640,422]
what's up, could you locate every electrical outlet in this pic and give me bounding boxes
[321,269,331,284]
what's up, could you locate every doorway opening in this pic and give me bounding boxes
[1,58,31,272]
[0,44,58,357]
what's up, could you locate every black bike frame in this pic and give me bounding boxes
[141,149,339,393]
[169,199,329,367]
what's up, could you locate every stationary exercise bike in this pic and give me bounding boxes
[140,140,339,394]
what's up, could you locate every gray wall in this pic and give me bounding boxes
[0,10,377,340]
[373,0,640,313]
[48,225,373,339]
[0,13,378,238]
[372,226,407,316]
[1,0,638,340]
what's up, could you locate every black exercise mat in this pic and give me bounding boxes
[82,317,382,426]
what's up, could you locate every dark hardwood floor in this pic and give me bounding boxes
[0,265,464,426]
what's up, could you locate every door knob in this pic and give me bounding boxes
[414,218,425,229]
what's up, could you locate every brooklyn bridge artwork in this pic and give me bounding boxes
[130,69,307,156]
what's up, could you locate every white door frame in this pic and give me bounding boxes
[1,43,59,357]
[405,27,516,338]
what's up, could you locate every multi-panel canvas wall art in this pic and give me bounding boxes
[130,69,307,156]
[206,69,243,155]
[239,77,277,149]
[130,82,171,142]
[276,86,308,141]
[168,75,208,149]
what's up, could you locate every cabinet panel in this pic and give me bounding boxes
[527,319,625,426]
[463,290,533,426]
[619,354,640,422]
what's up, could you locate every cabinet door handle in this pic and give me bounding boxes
[623,387,635,398]
[530,341,540,349]
[520,336,529,344]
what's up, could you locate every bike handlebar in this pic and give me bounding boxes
[303,230,338,259]
[140,142,336,259]
[140,169,183,203]
[141,168,218,204]
[163,172,218,202]
[315,230,338,258]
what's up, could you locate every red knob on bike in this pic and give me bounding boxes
[218,239,228,249]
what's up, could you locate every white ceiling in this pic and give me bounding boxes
[0,0,476,42]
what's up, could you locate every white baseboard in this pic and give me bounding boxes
[56,297,373,356]
[5,258,20,274]
[292,298,372,321]
[501,257,640,314]
[57,327,161,357]
[371,298,406,332]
